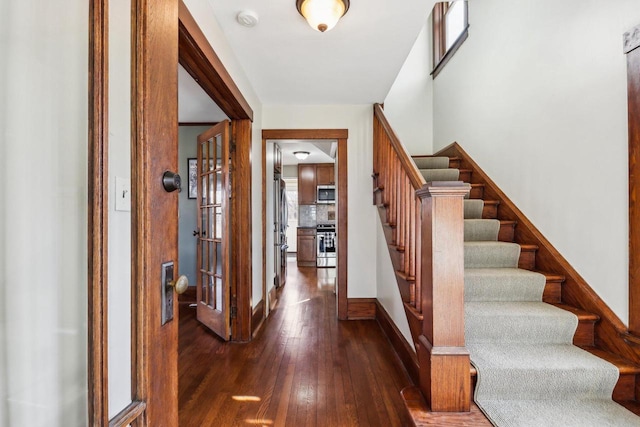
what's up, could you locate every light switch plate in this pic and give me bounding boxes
[115,176,131,212]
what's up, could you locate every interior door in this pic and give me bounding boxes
[196,120,231,340]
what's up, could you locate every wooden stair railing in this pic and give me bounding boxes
[372,103,471,412]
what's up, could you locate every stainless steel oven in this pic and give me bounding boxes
[316,223,336,267]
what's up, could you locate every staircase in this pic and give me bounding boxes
[419,154,640,425]
[371,104,640,424]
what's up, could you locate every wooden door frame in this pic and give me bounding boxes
[261,130,349,321]
[626,24,640,338]
[88,0,255,424]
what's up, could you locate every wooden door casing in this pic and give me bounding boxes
[131,0,180,425]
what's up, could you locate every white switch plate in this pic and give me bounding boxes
[115,176,131,212]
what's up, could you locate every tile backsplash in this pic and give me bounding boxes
[317,203,336,224]
[299,205,317,227]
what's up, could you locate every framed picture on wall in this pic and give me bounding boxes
[188,158,197,199]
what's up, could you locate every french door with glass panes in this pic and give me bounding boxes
[195,120,231,340]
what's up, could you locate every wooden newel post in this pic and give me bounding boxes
[416,181,471,412]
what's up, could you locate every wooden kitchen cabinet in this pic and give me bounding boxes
[298,164,316,204]
[316,164,335,185]
[297,228,317,267]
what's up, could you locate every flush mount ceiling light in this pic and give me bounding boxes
[296,0,350,33]
[293,151,310,160]
[236,10,259,28]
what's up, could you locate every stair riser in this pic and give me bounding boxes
[459,170,471,182]
[470,184,484,199]
[498,223,515,242]
[518,248,536,270]
[482,202,498,219]
[613,375,637,401]
[573,321,595,347]
[542,280,562,303]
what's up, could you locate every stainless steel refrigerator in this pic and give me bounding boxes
[274,178,288,287]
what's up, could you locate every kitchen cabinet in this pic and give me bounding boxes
[298,164,316,204]
[316,164,335,185]
[297,228,316,267]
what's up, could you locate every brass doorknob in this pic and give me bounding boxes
[170,275,189,294]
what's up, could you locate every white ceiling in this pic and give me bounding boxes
[205,0,434,105]
[271,140,337,165]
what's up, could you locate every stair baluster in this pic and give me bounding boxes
[372,103,471,412]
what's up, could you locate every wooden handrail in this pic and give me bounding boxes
[372,105,470,412]
[373,104,426,190]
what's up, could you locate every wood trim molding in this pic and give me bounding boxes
[261,129,349,321]
[131,0,180,424]
[178,121,218,127]
[375,301,419,384]
[88,0,109,424]
[337,137,348,320]
[178,1,253,121]
[624,24,640,54]
[262,129,348,140]
[627,28,640,338]
[251,299,265,337]
[231,119,253,342]
[109,401,146,427]
[347,298,376,319]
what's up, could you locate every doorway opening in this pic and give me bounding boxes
[262,130,349,323]
[266,140,338,311]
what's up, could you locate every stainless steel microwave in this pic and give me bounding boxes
[317,185,336,204]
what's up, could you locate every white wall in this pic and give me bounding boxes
[184,0,265,307]
[378,19,437,348]
[432,0,639,324]
[178,126,209,290]
[107,0,132,416]
[376,220,415,350]
[0,1,88,425]
[384,21,434,156]
[262,105,377,298]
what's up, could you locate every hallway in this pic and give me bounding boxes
[178,260,413,426]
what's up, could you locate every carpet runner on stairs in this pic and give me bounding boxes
[419,156,640,427]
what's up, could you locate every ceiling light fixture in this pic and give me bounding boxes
[236,10,259,28]
[296,0,350,33]
[293,151,310,160]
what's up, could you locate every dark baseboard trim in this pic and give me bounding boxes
[375,300,419,385]
[252,299,265,337]
[347,298,377,319]
[179,286,197,304]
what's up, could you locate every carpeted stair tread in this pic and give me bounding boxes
[581,346,640,375]
[465,242,521,268]
[465,268,546,302]
[464,199,484,219]
[477,398,640,427]
[420,168,460,182]
[468,343,620,401]
[466,301,578,344]
[464,219,500,241]
[412,156,450,169]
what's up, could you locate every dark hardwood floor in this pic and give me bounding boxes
[178,259,414,426]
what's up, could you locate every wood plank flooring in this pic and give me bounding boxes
[178,259,414,426]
